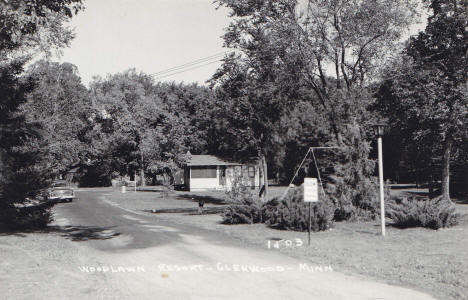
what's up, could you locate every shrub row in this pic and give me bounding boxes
[222,187,460,231]
[222,187,334,232]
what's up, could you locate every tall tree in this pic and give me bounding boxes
[21,60,91,176]
[0,61,48,215]
[0,0,82,227]
[213,0,419,213]
[378,0,468,200]
[90,70,193,185]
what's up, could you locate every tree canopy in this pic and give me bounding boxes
[376,0,468,200]
[0,0,82,228]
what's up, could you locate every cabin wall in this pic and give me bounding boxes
[189,166,221,191]
[224,164,260,190]
[188,164,261,192]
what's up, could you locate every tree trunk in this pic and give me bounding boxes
[262,155,268,199]
[140,168,146,187]
[441,134,453,201]
[140,151,146,187]
[428,173,435,199]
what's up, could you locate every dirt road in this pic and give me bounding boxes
[0,189,435,299]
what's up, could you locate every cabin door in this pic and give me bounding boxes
[247,166,256,188]
[219,166,226,186]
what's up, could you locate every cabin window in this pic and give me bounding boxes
[248,166,255,178]
[191,166,217,178]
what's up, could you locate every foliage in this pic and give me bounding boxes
[0,199,54,230]
[225,174,253,203]
[0,0,82,228]
[262,187,334,232]
[375,0,468,199]
[0,60,50,199]
[154,82,219,154]
[0,60,52,227]
[325,123,380,220]
[213,0,419,210]
[21,60,92,177]
[0,0,83,58]
[221,198,264,225]
[386,196,459,229]
[88,71,195,183]
[222,175,262,224]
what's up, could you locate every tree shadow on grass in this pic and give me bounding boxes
[0,225,121,242]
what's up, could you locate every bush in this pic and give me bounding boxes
[386,196,459,229]
[222,198,263,224]
[225,174,253,203]
[262,187,334,231]
[222,175,262,224]
[322,124,382,221]
[0,199,54,230]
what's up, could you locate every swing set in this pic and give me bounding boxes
[280,146,340,201]
[280,146,341,245]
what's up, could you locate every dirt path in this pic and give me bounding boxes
[0,190,436,299]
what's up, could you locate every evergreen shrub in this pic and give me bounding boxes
[262,187,334,231]
[222,198,263,224]
[0,199,54,230]
[386,196,459,229]
[222,175,263,224]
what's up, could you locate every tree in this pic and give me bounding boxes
[21,60,92,177]
[0,0,82,228]
[0,0,83,58]
[90,71,193,185]
[154,82,219,155]
[378,0,468,200]
[213,0,419,213]
[0,61,49,218]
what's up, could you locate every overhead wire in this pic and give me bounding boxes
[152,59,223,81]
[150,51,228,79]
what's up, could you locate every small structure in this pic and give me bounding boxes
[181,155,262,192]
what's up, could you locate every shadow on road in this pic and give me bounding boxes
[48,225,121,241]
[0,225,121,242]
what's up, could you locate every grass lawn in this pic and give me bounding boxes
[107,185,468,300]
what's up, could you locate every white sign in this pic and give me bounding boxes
[303,178,318,202]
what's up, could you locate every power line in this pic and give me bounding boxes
[150,49,289,81]
[152,59,222,81]
[150,51,228,78]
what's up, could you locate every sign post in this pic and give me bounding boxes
[304,178,318,245]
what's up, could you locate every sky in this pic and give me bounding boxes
[58,0,231,86]
[58,0,427,88]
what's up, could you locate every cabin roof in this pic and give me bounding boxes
[186,155,257,166]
